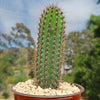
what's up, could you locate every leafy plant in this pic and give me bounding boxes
[74,38,100,100]
[11,71,27,84]
[2,92,10,99]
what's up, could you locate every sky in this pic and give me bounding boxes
[0,0,100,42]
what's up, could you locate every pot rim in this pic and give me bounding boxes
[11,83,84,98]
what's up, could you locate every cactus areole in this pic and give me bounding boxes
[36,6,66,89]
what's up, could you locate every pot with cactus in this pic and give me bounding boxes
[11,5,84,100]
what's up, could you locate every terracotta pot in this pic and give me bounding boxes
[11,83,84,100]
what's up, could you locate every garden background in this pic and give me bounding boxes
[0,0,100,100]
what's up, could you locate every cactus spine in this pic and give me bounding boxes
[36,6,66,89]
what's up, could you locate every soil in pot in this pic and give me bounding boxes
[11,79,84,100]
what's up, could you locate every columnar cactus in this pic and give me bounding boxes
[36,6,66,89]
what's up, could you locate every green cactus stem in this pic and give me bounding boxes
[36,6,66,89]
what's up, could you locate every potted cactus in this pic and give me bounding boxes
[11,5,84,100]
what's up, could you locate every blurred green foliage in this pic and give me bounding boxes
[62,73,75,83]
[0,49,15,98]
[0,23,36,98]
[28,68,34,78]
[63,15,100,100]
[74,53,100,100]
[2,92,10,99]
[0,48,35,98]
[73,15,100,100]
[11,71,27,84]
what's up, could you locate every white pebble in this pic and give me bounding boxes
[13,79,80,96]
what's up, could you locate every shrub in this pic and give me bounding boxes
[2,92,9,99]
[74,54,100,100]
[11,71,27,84]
